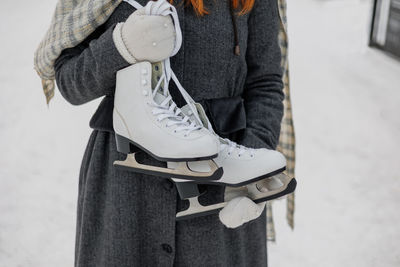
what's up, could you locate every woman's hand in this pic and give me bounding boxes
[113,7,176,64]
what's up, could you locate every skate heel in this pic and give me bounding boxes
[175,182,201,199]
[115,134,139,154]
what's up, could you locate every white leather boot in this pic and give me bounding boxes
[113,61,222,181]
[170,103,286,187]
[113,61,219,161]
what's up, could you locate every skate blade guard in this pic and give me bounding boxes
[175,173,297,221]
[249,173,297,203]
[176,197,226,221]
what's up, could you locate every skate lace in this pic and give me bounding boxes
[130,0,205,136]
[220,138,255,157]
[148,67,200,135]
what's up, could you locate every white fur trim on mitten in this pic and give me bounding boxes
[113,23,137,64]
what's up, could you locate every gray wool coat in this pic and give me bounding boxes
[54,0,284,266]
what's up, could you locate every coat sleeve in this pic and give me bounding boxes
[238,0,284,149]
[54,3,134,105]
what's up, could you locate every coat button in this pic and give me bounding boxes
[163,180,174,191]
[161,243,173,254]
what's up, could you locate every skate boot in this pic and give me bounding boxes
[171,137,286,186]
[169,102,287,187]
[113,61,222,181]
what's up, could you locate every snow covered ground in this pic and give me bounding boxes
[0,0,399,266]
[269,0,400,266]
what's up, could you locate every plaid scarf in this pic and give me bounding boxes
[266,0,296,241]
[34,0,123,104]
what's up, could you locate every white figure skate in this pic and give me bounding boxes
[170,137,287,186]
[113,0,222,181]
[170,103,287,186]
[168,103,296,220]
[113,61,223,181]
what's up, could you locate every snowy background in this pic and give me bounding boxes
[1,0,399,266]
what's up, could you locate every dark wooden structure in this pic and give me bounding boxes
[370,0,400,59]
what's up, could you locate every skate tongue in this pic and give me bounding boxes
[219,138,230,146]
[219,138,237,151]
[219,138,254,156]
[154,92,168,105]
[153,92,188,124]
[181,103,209,128]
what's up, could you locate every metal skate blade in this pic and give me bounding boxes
[247,173,297,203]
[114,153,223,181]
[176,198,226,221]
[173,166,286,187]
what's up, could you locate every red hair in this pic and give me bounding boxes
[172,0,255,16]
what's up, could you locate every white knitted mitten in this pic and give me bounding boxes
[113,6,176,64]
[219,197,266,229]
